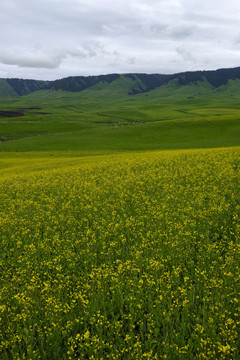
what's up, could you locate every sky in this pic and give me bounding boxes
[1,0,240,80]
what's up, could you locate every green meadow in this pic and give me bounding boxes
[1,78,240,154]
[1,79,240,359]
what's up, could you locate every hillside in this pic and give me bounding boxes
[1,56,240,360]
[1,147,240,359]
[1,66,240,97]
[0,65,240,154]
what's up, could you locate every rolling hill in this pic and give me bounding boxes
[0,66,240,153]
[1,66,240,97]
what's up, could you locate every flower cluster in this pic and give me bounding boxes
[0,147,240,359]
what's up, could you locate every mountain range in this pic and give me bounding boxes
[1,66,240,97]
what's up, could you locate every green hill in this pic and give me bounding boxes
[1,66,240,153]
[5,78,49,96]
[2,66,240,97]
[0,79,18,97]
[1,67,240,360]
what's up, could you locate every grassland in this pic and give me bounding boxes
[1,80,240,359]
[1,79,240,153]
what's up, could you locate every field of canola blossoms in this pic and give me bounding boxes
[1,147,240,359]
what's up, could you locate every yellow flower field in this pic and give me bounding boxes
[0,147,240,359]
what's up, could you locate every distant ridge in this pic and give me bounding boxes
[1,66,240,97]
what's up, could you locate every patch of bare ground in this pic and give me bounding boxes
[0,110,24,118]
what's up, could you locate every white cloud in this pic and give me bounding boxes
[0,0,240,79]
[0,48,64,69]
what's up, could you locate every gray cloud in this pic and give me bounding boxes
[168,25,195,40]
[176,46,195,63]
[0,0,240,79]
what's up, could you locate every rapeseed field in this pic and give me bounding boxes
[0,147,240,359]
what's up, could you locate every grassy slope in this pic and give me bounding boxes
[1,147,240,359]
[0,79,18,97]
[1,78,240,359]
[0,77,240,154]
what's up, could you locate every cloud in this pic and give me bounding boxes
[0,49,65,69]
[0,0,240,79]
[176,46,195,62]
[0,42,104,70]
[168,25,195,40]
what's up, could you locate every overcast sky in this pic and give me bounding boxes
[1,0,240,80]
